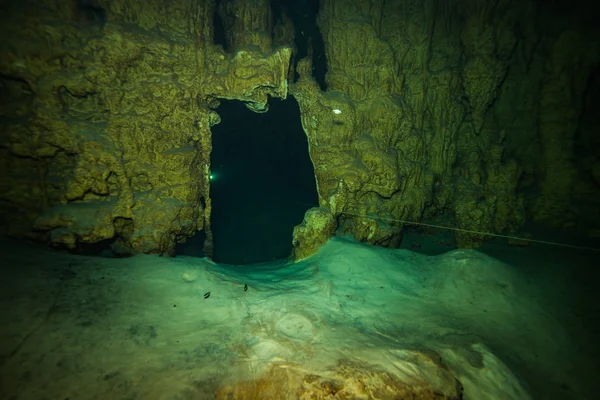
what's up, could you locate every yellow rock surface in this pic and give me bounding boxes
[1,0,598,254]
[0,0,291,254]
[291,207,336,261]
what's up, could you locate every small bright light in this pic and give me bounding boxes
[209,174,214,180]
[333,109,342,114]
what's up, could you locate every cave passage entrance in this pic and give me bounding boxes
[207,97,319,265]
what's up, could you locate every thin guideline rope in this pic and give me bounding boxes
[339,211,600,253]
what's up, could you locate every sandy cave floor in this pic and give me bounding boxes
[0,236,598,400]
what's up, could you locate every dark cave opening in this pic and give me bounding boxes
[273,0,327,90]
[202,97,318,265]
[212,0,227,50]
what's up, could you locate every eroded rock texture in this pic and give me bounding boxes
[0,0,291,255]
[293,0,600,247]
[215,358,463,399]
[1,0,599,255]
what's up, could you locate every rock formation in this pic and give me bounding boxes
[1,0,599,256]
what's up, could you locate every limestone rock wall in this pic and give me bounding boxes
[0,0,291,255]
[1,0,598,255]
[293,0,600,246]
[218,0,274,53]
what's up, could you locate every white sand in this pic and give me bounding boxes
[0,236,595,399]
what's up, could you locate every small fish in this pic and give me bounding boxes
[204,292,211,299]
[244,284,248,292]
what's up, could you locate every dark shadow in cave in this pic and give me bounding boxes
[205,97,319,265]
[272,0,327,90]
[213,0,227,50]
[175,228,206,258]
[75,0,107,28]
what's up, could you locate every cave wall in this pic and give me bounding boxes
[1,0,599,256]
[292,0,600,246]
[0,0,291,255]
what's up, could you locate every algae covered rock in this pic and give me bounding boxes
[0,0,292,255]
[1,0,599,256]
[291,207,336,261]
